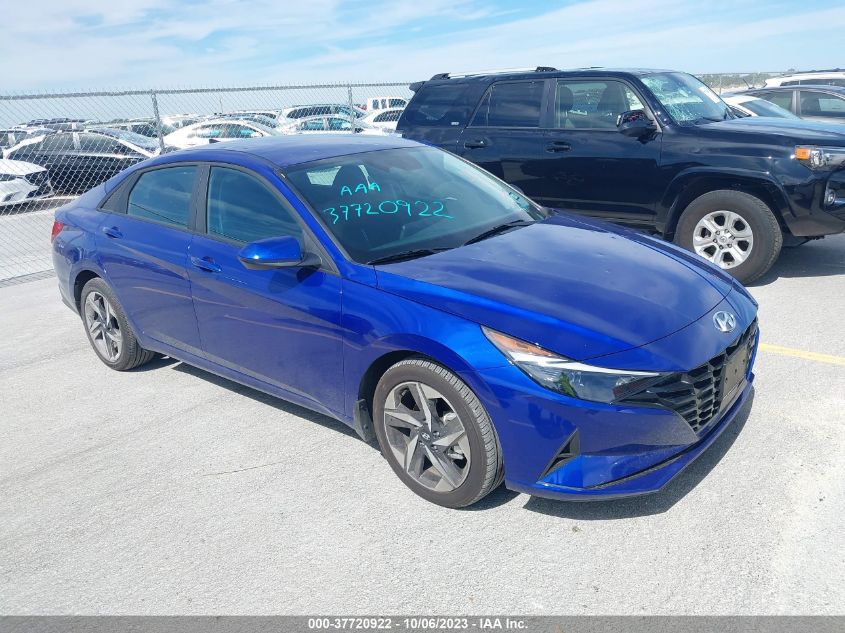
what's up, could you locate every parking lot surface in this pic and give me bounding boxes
[1,236,843,615]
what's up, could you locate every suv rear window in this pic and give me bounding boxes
[399,83,477,128]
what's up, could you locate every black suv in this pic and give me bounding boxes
[396,67,845,282]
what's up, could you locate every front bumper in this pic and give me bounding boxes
[783,168,845,237]
[470,299,758,501]
[506,379,752,500]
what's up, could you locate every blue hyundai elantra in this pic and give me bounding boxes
[51,135,758,507]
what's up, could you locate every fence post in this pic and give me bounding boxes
[347,85,354,128]
[150,90,165,153]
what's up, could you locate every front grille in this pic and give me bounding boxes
[619,319,758,433]
[24,171,48,186]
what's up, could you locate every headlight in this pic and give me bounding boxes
[483,327,666,404]
[794,146,845,170]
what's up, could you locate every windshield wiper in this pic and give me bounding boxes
[367,248,451,265]
[463,219,534,246]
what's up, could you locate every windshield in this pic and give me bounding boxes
[741,98,799,119]
[284,146,548,264]
[642,72,733,124]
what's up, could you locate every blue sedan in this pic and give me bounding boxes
[51,135,758,507]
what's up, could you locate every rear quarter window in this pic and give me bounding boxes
[399,83,478,128]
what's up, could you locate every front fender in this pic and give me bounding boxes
[659,167,792,234]
[340,278,508,421]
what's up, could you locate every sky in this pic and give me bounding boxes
[2,0,844,92]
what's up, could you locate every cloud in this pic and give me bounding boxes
[0,0,842,92]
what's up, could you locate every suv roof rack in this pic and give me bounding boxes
[430,66,558,80]
[789,68,844,74]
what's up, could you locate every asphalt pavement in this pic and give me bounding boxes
[0,235,843,615]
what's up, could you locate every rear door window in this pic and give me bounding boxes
[800,91,845,118]
[470,81,545,128]
[127,166,197,228]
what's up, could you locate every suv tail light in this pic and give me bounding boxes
[50,220,65,243]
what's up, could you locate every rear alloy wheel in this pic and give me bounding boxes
[675,190,782,284]
[84,291,123,363]
[80,278,156,371]
[373,358,502,507]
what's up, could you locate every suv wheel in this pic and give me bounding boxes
[675,190,782,284]
[373,358,502,508]
[80,278,157,371]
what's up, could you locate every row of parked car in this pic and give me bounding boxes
[0,97,410,202]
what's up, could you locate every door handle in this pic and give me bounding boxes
[101,226,122,239]
[190,255,222,273]
[463,139,488,149]
[545,141,572,153]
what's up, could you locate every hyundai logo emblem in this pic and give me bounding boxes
[713,311,737,333]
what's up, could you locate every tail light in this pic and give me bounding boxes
[50,220,65,243]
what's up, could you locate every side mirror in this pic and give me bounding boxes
[238,235,321,270]
[617,110,657,138]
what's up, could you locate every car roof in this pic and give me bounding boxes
[425,67,676,83]
[163,134,420,168]
[752,84,845,94]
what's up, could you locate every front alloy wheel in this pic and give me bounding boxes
[675,190,783,284]
[692,210,754,269]
[373,358,502,507]
[383,381,471,492]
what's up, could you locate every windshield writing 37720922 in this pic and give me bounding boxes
[323,179,453,224]
[321,200,453,224]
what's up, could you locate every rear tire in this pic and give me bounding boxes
[674,190,782,284]
[80,278,156,371]
[373,358,502,508]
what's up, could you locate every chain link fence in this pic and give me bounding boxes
[0,82,414,282]
[0,73,784,283]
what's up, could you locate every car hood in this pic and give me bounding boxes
[374,214,732,362]
[700,117,845,145]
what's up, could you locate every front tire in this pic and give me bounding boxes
[80,278,156,371]
[674,190,782,284]
[373,358,502,508]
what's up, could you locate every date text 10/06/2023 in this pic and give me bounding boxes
[320,180,455,224]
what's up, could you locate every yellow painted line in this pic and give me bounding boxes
[759,343,845,367]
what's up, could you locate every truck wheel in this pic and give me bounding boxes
[674,190,782,284]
